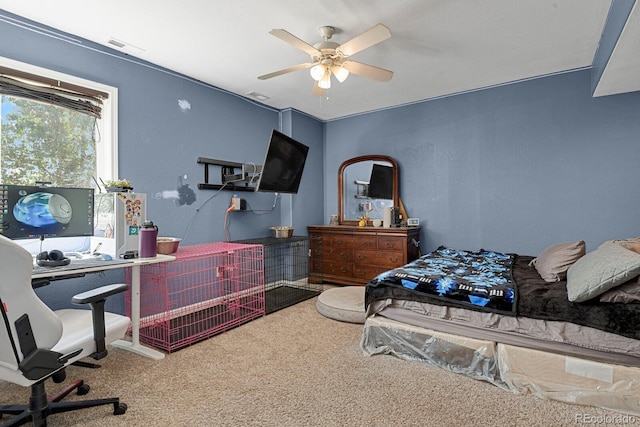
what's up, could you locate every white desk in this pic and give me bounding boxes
[32,254,176,360]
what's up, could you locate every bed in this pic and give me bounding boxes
[361,241,640,415]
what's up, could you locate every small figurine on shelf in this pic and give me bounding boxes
[358,214,368,227]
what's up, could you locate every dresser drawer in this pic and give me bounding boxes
[323,261,353,277]
[352,235,377,249]
[354,249,403,268]
[310,258,323,273]
[353,264,381,281]
[377,236,405,251]
[329,234,352,248]
[325,248,353,263]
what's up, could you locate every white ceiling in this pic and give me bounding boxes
[0,0,636,121]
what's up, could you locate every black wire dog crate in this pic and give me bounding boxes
[233,236,322,313]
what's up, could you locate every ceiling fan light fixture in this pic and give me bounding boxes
[260,23,393,96]
[332,65,349,83]
[310,64,325,81]
[318,70,331,89]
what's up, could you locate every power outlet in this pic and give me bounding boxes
[230,197,246,211]
[231,196,241,210]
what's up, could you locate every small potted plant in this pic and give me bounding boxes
[104,179,133,192]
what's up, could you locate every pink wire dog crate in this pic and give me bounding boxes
[125,242,264,352]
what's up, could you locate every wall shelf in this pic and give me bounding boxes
[197,156,256,192]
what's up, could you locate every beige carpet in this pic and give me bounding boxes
[0,297,626,426]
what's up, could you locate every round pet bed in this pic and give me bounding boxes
[316,286,366,324]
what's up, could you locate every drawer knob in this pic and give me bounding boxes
[385,242,396,248]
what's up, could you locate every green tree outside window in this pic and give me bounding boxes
[1,96,96,188]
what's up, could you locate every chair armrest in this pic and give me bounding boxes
[71,284,129,305]
[71,283,128,360]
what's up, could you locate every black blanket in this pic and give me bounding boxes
[366,253,640,340]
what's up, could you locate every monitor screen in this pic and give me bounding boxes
[0,185,94,240]
[255,129,309,194]
[367,164,394,199]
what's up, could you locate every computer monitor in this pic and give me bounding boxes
[0,184,94,240]
[255,129,309,194]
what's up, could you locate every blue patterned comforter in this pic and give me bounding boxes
[368,247,517,315]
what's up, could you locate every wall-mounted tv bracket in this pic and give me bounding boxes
[197,157,258,192]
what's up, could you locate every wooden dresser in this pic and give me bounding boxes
[308,225,421,286]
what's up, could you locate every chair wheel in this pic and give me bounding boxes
[77,384,90,395]
[114,402,127,415]
[52,369,67,383]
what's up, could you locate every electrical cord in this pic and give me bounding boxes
[223,205,234,241]
[183,186,279,242]
[182,182,229,242]
[242,199,275,215]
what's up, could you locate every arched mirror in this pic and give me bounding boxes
[338,155,399,225]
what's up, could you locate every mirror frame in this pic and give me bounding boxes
[338,155,399,225]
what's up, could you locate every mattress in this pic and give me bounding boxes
[362,314,640,416]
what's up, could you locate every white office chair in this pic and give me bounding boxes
[0,234,131,426]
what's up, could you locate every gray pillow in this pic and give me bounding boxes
[599,277,640,303]
[567,244,640,302]
[529,241,586,282]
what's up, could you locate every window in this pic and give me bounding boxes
[0,56,118,188]
[0,57,117,253]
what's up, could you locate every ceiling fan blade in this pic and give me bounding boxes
[258,63,314,80]
[269,29,321,57]
[337,23,391,57]
[343,61,393,82]
[311,81,326,97]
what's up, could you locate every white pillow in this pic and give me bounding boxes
[567,244,640,302]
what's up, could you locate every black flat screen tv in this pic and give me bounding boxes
[0,184,94,239]
[367,164,394,199]
[255,129,309,194]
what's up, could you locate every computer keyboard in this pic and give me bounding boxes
[32,257,134,275]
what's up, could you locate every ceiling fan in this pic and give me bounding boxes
[258,23,393,96]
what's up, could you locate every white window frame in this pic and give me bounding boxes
[0,55,118,184]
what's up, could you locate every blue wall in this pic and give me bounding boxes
[325,71,640,255]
